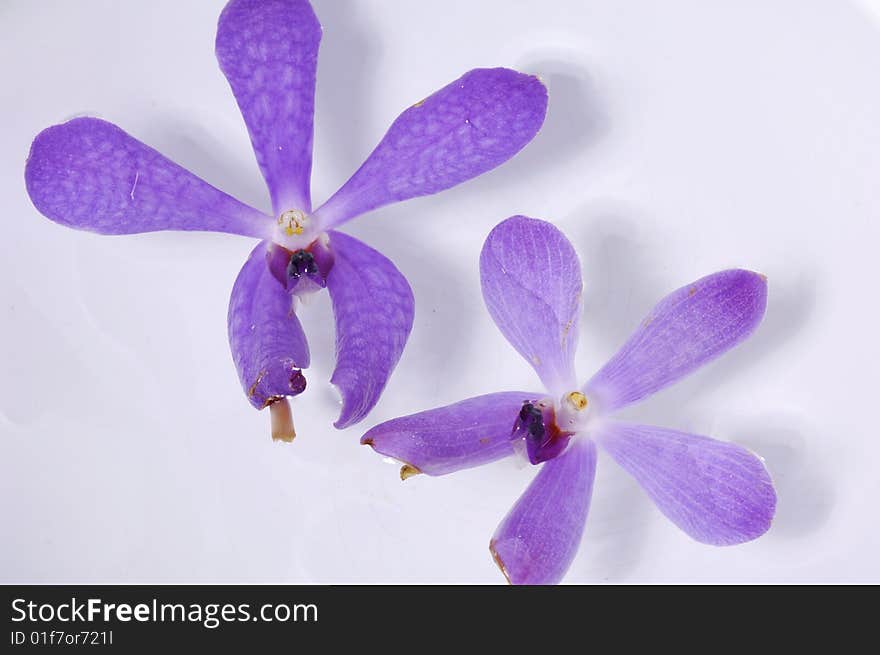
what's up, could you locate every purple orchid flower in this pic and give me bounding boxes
[363,215,777,584]
[23,0,548,440]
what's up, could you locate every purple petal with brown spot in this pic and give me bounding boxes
[361,392,540,476]
[490,439,596,585]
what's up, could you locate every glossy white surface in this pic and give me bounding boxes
[2,0,879,583]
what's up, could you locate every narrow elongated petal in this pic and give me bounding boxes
[228,241,310,410]
[216,0,321,214]
[326,231,414,428]
[585,270,767,412]
[314,68,548,228]
[490,440,596,585]
[480,216,582,395]
[25,118,271,237]
[598,422,776,545]
[361,392,539,476]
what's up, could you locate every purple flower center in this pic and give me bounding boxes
[287,249,319,281]
[266,240,334,297]
[514,400,573,465]
[519,403,545,440]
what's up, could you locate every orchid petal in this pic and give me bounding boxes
[361,392,540,476]
[585,269,767,413]
[25,118,271,238]
[480,216,582,395]
[326,231,414,428]
[216,0,321,214]
[490,440,596,585]
[228,241,310,411]
[314,68,547,229]
[598,422,776,545]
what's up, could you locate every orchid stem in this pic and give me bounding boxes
[269,398,296,443]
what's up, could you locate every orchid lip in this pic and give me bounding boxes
[265,234,334,298]
[287,250,319,281]
[514,398,574,465]
[512,391,596,465]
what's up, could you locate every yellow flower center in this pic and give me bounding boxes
[278,209,308,237]
[566,391,588,411]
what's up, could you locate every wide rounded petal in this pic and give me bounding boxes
[25,118,271,238]
[585,269,767,413]
[597,422,776,545]
[326,231,414,429]
[314,68,548,228]
[361,392,540,476]
[490,440,596,585]
[228,241,310,411]
[216,0,321,214]
[480,216,582,395]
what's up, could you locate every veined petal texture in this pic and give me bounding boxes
[585,269,767,413]
[326,231,414,428]
[480,216,582,395]
[216,0,321,214]
[315,68,547,228]
[490,439,597,585]
[25,118,270,238]
[598,422,776,545]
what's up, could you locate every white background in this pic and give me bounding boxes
[2,0,879,583]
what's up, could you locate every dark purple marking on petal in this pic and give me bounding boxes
[266,242,294,287]
[228,241,311,411]
[286,249,319,282]
[265,237,334,298]
[325,231,414,429]
[480,216,583,395]
[288,369,308,395]
[490,439,596,585]
[25,118,271,238]
[285,249,323,297]
[517,403,545,440]
[598,422,776,545]
[585,269,768,413]
[216,0,322,214]
[361,392,541,476]
[513,400,573,465]
[314,68,548,228]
